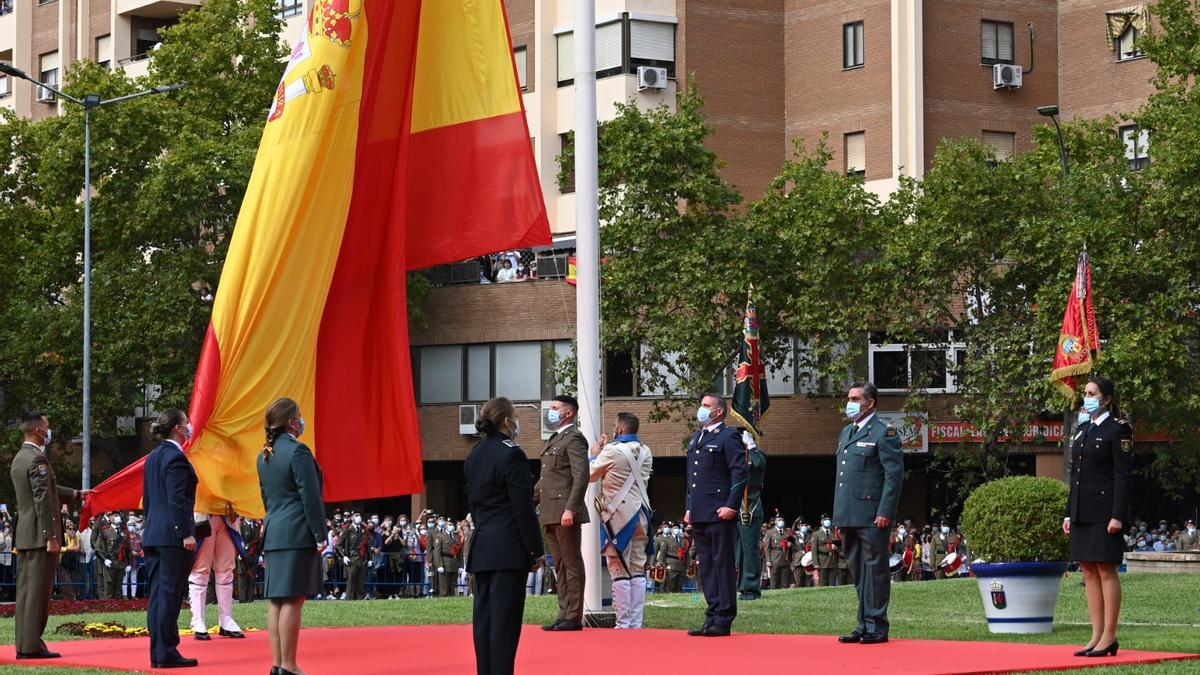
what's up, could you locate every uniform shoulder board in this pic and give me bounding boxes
[885,425,899,437]
[502,439,519,448]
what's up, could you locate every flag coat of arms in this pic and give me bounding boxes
[728,287,770,438]
[84,0,550,520]
[1050,251,1100,399]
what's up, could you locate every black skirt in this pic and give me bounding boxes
[1070,521,1125,564]
[264,548,323,599]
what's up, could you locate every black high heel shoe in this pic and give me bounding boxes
[1073,645,1097,657]
[1086,640,1119,657]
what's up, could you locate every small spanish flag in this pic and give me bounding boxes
[84,0,549,520]
[1049,251,1100,398]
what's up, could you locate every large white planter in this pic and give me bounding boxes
[971,561,1069,634]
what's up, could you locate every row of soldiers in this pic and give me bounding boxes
[326,511,471,600]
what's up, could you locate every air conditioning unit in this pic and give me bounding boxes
[458,404,482,435]
[540,401,555,440]
[993,63,1022,90]
[36,85,56,103]
[637,66,668,91]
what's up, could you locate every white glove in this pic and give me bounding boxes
[343,556,351,565]
[437,566,445,574]
[742,430,757,449]
[258,556,264,564]
[105,559,113,568]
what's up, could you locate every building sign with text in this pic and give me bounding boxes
[877,412,929,453]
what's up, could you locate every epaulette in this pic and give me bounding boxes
[885,425,899,437]
[502,439,519,448]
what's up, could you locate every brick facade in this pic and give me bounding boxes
[503,0,535,94]
[1058,0,1157,122]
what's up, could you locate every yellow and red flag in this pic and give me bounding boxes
[84,0,549,519]
[1050,251,1100,398]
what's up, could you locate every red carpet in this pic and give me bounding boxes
[1,625,1195,674]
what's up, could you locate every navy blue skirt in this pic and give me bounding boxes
[1070,521,1125,564]
[264,548,323,599]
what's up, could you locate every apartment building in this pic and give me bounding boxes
[1,0,1173,522]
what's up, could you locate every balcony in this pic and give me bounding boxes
[116,0,201,19]
[0,2,14,52]
[120,53,152,79]
[424,247,577,287]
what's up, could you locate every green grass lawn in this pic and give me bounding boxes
[0,572,1196,674]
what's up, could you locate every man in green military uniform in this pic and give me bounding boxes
[790,521,813,587]
[91,514,126,599]
[735,432,767,600]
[655,525,686,593]
[237,518,262,603]
[1175,520,1197,552]
[763,515,792,589]
[11,411,88,660]
[930,522,952,579]
[812,514,838,587]
[651,524,670,592]
[337,514,369,600]
[431,521,463,596]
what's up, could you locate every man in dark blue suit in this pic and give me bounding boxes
[684,393,748,637]
[142,410,200,669]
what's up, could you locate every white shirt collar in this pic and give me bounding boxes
[24,441,45,452]
[704,421,723,433]
[856,412,876,430]
[1092,411,1110,426]
[166,439,184,451]
[554,422,577,435]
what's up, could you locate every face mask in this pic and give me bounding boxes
[43,428,52,444]
[775,521,785,529]
[296,416,307,437]
[113,516,123,525]
[821,519,832,529]
[437,520,446,528]
[447,525,456,533]
[941,526,950,534]
[509,418,521,439]
[845,401,861,420]
[427,520,435,528]
[696,406,712,424]
[353,516,362,525]
[371,517,379,525]
[1083,396,1102,414]
[547,409,562,426]
[398,520,407,527]
[673,528,682,536]
[1140,526,1147,532]
[898,529,907,538]
[1077,411,1091,425]
[1189,528,1196,535]
[800,527,809,534]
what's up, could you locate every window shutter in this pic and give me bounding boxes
[997,23,1014,61]
[845,132,866,174]
[983,131,1015,162]
[855,23,864,66]
[556,32,574,83]
[596,21,622,71]
[40,51,60,72]
[514,47,527,89]
[630,20,675,62]
[136,28,161,43]
[981,22,996,60]
[97,35,112,64]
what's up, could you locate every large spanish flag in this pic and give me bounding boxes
[84,0,549,519]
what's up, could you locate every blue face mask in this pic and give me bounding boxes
[696,406,712,424]
[845,401,861,420]
[1083,396,1102,414]
[547,409,561,426]
[1077,411,1091,425]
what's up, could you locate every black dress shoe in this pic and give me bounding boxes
[152,657,199,668]
[278,668,302,675]
[687,625,711,636]
[271,668,281,675]
[860,633,889,644]
[838,631,863,643]
[1086,640,1118,657]
[193,631,212,641]
[700,625,731,637]
[219,628,246,639]
[541,620,563,631]
[16,650,62,659]
[544,620,582,631]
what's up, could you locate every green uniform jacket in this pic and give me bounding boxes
[655,534,687,572]
[535,424,591,526]
[741,446,767,520]
[92,523,125,568]
[430,531,462,573]
[811,527,837,569]
[337,525,370,562]
[831,416,904,528]
[257,433,326,552]
[10,443,78,550]
[763,527,790,567]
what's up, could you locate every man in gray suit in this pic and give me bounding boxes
[832,383,903,645]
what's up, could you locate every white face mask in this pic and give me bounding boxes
[775,521,785,529]
[43,428,52,444]
[447,525,456,533]
[353,516,362,525]
[821,519,831,529]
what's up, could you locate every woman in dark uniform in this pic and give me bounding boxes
[1063,376,1132,658]
[464,397,544,675]
[257,398,326,675]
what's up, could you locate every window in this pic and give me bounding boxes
[0,0,12,16]
[596,21,623,78]
[418,346,463,404]
[844,131,865,177]
[794,340,852,394]
[981,20,1014,65]
[556,31,574,86]
[630,19,676,76]
[135,27,162,57]
[495,343,542,401]
[552,340,574,395]
[0,74,9,99]
[1120,125,1149,171]
[1117,25,1143,60]
[277,0,304,20]
[38,52,59,103]
[983,130,1015,164]
[514,46,528,90]
[765,338,796,396]
[843,21,864,69]
[869,331,965,393]
[640,348,685,397]
[604,349,636,398]
[466,345,492,402]
[558,132,574,193]
[96,35,112,69]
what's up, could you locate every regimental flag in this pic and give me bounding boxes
[83,0,549,520]
[1050,251,1100,399]
[727,287,770,439]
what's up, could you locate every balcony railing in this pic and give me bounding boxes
[425,247,575,287]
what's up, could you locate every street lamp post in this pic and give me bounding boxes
[1037,103,1074,485]
[0,62,182,489]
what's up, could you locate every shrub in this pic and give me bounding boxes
[961,476,1069,562]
